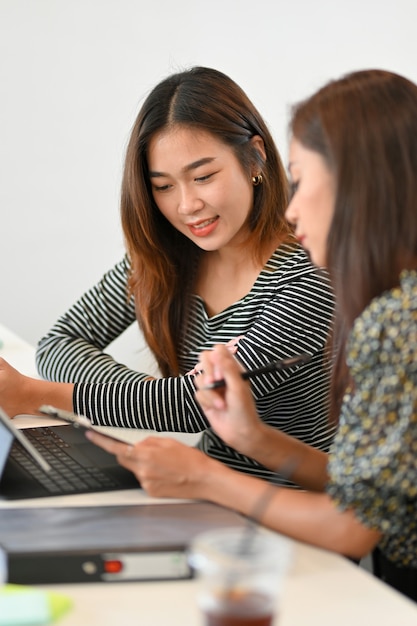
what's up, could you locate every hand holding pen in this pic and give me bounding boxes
[199,352,311,390]
[194,345,311,456]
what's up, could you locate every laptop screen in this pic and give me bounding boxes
[0,407,51,475]
[0,415,13,477]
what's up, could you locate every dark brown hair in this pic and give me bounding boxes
[290,69,417,418]
[121,66,291,376]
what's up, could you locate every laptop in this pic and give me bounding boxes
[0,406,139,500]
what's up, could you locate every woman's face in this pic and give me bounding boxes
[147,127,263,252]
[285,138,336,267]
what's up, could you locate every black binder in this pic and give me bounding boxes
[0,502,248,584]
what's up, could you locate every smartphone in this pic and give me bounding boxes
[38,405,130,444]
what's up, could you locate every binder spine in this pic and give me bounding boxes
[8,552,105,584]
[7,549,193,584]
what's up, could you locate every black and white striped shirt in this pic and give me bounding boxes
[36,242,335,485]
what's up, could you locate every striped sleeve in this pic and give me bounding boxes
[35,256,142,384]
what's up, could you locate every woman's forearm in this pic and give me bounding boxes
[73,375,208,432]
[0,357,74,417]
[85,430,380,560]
[21,376,74,415]
[200,461,381,559]
[239,422,329,491]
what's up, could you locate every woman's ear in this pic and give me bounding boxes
[250,135,267,165]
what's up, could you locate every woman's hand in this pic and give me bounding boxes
[85,430,216,499]
[194,344,268,457]
[195,344,330,492]
[0,357,33,417]
[0,357,74,417]
[186,336,242,376]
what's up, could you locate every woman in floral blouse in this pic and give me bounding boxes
[87,69,417,600]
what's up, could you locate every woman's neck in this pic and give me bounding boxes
[195,238,280,317]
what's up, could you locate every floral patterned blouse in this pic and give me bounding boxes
[326,270,417,567]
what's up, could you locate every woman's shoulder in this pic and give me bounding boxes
[264,241,331,287]
[349,270,417,369]
[268,240,314,268]
[356,270,417,328]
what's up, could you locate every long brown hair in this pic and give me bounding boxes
[290,69,417,418]
[121,67,290,376]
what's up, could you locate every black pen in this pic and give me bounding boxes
[200,353,311,390]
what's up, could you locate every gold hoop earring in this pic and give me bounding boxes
[252,174,263,186]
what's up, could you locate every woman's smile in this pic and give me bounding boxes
[187,216,220,237]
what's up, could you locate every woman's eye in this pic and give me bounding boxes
[153,183,171,192]
[195,172,216,183]
[289,180,299,198]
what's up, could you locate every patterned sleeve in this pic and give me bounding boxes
[326,279,417,541]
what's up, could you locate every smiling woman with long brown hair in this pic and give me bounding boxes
[0,67,334,484]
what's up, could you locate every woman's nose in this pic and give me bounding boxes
[178,186,204,215]
[285,199,297,226]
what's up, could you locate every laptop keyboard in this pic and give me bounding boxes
[10,427,121,495]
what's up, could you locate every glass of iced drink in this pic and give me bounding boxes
[189,527,292,626]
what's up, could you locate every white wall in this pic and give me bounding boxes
[1,0,416,365]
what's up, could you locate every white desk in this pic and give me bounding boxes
[1,322,417,625]
[0,323,39,379]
